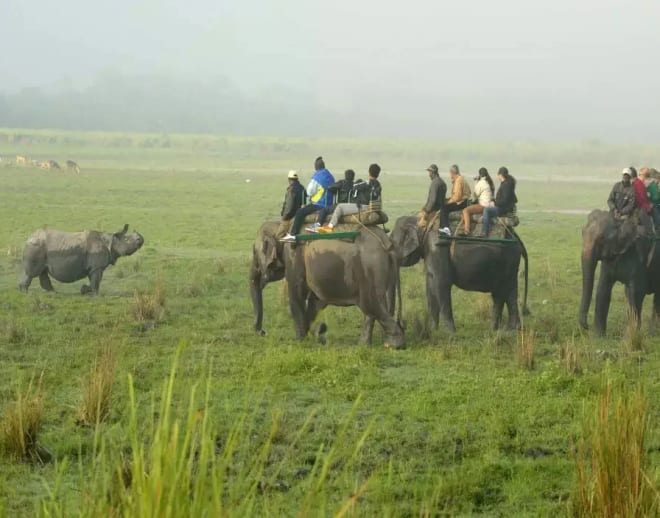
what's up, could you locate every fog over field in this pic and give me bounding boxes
[3,0,660,140]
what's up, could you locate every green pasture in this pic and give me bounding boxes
[0,130,659,516]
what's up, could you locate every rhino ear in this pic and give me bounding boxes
[116,224,129,236]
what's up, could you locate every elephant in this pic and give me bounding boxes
[579,209,660,335]
[390,216,529,332]
[18,224,144,295]
[282,227,405,348]
[249,221,286,336]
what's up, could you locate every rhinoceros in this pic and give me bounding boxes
[18,224,144,294]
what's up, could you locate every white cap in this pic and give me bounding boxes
[288,170,298,179]
[622,167,632,176]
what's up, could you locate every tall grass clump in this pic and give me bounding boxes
[621,309,645,354]
[1,374,45,462]
[132,276,166,321]
[41,347,378,517]
[572,382,659,516]
[77,345,116,426]
[516,327,536,370]
[560,334,582,375]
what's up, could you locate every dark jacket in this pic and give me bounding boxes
[494,176,518,214]
[607,181,635,216]
[423,176,447,213]
[352,179,382,206]
[328,179,354,204]
[281,181,305,220]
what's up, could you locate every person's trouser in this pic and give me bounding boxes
[330,203,361,227]
[652,205,660,230]
[639,209,654,236]
[316,206,333,225]
[440,200,468,227]
[462,204,485,232]
[291,204,320,235]
[481,206,500,235]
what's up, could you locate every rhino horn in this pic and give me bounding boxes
[116,224,129,236]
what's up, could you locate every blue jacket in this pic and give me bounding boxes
[306,168,335,208]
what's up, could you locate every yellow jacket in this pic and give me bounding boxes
[447,175,471,204]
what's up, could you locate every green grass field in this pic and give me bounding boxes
[1,129,659,516]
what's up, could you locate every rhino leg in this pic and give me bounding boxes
[18,275,34,292]
[39,271,54,292]
[84,269,104,295]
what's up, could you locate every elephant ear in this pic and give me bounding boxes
[398,222,422,266]
[259,234,278,272]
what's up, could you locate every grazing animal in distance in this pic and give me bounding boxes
[15,155,28,166]
[37,161,51,170]
[48,160,60,170]
[18,224,145,295]
[66,160,80,174]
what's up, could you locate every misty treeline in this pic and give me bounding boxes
[0,72,339,136]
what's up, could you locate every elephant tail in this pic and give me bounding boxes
[396,263,403,328]
[512,230,530,316]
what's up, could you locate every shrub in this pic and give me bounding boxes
[572,383,659,516]
[1,374,45,462]
[132,277,166,322]
[621,309,645,354]
[516,327,536,370]
[560,335,582,375]
[77,345,116,426]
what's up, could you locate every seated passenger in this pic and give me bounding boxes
[480,166,517,238]
[419,163,448,232]
[440,164,471,229]
[281,157,335,242]
[317,163,382,233]
[307,169,355,232]
[607,168,635,220]
[458,167,494,236]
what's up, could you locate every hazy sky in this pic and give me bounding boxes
[5,0,660,139]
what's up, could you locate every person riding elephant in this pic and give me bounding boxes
[308,169,355,232]
[282,226,405,348]
[318,163,382,233]
[440,164,471,231]
[281,156,335,242]
[278,170,306,237]
[579,209,660,335]
[607,168,635,220]
[419,164,448,233]
[391,215,529,332]
[480,166,517,238]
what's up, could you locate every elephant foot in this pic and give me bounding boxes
[256,328,267,337]
[80,285,93,295]
[384,333,406,350]
[18,283,28,293]
[316,323,328,345]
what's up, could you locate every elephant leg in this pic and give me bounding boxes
[594,270,614,336]
[652,293,660,335]
[360,316,376,346]
[305,293,328,343]
[491,294,505,330]
[38,271,54,292]
[426,271,441,329]
[287,278,310,340]
[624,284,644,330]
[438,287,456,333]
[505,281,521,330]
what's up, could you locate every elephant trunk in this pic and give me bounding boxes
[249,257,266,335]
[579,247,597,330]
